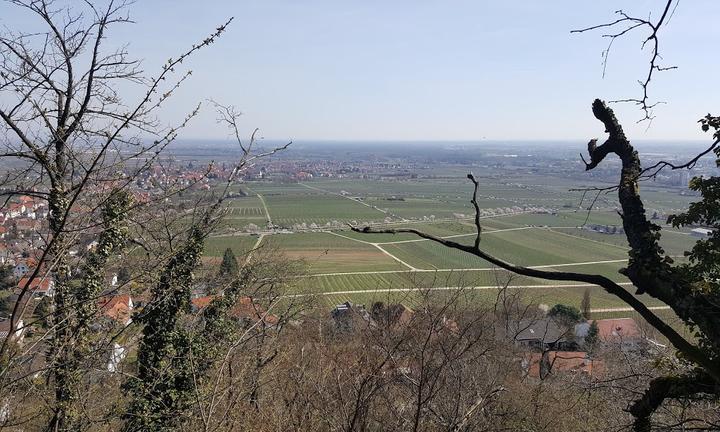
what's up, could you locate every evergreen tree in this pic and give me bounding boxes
[581,288,591,320]
[586,320,600,351]
[548,304,583,324]
[219,247,239,277]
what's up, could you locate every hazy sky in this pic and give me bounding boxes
[3,1,719,142]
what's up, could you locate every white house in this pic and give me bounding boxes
[0,319,25,342]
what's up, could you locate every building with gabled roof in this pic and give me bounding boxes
[593,318,641,346]
[0,319,25,342]
[523,351,604,379]
[16,277,54,298]
[192,295,279,327]
[98,295,134,326]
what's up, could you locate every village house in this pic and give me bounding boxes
[512,318,578,352]
[12,261,30,279]
[2,203,25,219]
[231,296,279,327]
[18,196,34,208]
[12,257,38,278]
[190,295,214,312]
[16,277,55,298]
[192,295,279,327]
[331,301,372,333]
[0,318,25,342]
[370,302,414,328]
[593,317,642,349]
[523,351,605,379]
[13,218,40,237]
[98,295,134,327]
[107,343,128,372]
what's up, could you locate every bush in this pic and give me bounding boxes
[548,304,583,324]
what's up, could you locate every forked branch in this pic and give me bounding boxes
[572,0,678,121]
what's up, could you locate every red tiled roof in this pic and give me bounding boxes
[17,277,53,293]
[592,318,641,341]
[191,295,217,310]
[230,296,279,325]
[526,351,604,378]
[98,295,133,324]
[192,295,278,325]
[18,257,37,268]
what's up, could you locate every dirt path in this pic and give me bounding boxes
[243,234,265,266]
[256,194,272,226]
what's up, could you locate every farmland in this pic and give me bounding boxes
[201,168,701,313]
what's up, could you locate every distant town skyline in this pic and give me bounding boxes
[3,0,719,142]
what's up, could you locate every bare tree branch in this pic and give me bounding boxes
[572,0,679,121]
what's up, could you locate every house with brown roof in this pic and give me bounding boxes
[370,302,414,328]
[230,296,279,326]
[523,351,604,379]
[192,295,279,327]
[594,318,640,341]
[98,295,134,326]
[18,196,34,207]
[13,218,39,236]
[16,277,54,298]
[590,318,643,350]
[191,295,216,312]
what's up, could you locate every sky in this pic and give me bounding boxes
[2,0,719,142]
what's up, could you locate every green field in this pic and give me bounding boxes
[264,194,385,226]
[262,232,402,273]
[201,175,700,314]
[379,227,628,270]
[204,235,261,258]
